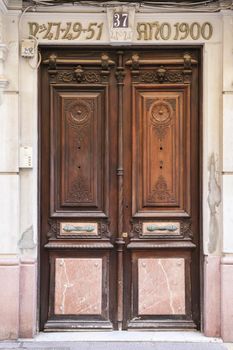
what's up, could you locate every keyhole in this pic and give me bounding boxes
[78,166,81,169]
[160,146,163,151]
[78,146,81,150]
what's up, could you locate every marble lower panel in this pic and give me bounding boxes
[0,258,19,340]
[19,259,37,338]
[221,256,233,341]
[203,255,221,337]
[55,258,102,315]
[138,258,185,315]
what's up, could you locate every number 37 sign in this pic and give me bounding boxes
[113,12,129,28]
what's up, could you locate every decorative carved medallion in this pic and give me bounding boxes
[149,175,175,202]
[151,101,172,124]
[149,99,174,140]
[65,99,92,128]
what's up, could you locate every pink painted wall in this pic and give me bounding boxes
[0,258,36,340]
[221,257,233,342]
[203,255,221,337]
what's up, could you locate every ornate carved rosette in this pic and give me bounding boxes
[149,99,174,140]
[65,99,93,128]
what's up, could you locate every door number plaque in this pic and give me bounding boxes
[113,13,129,28]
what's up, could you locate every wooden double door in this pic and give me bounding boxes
[40,47,201,331]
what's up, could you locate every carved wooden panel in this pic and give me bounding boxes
[138,258,185,315]
[51,88,108,217]
[132,86,190,217]
[62,96,96,205]
[55,258,102,315]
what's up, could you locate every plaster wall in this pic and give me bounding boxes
[0,2,232,341]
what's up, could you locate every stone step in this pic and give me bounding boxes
[0,342,228,350]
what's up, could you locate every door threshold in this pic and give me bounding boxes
[21,331,222,343]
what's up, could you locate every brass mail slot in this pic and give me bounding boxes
[60,222,98,235]
[142,222,180,235]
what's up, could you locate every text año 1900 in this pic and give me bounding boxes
[137,22,213,41]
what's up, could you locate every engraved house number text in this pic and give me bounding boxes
[28,20,214,42]
[113,13,129,28]
[29,21,103,40]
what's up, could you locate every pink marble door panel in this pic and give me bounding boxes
[138,258,185,315]
[55,258,102,315]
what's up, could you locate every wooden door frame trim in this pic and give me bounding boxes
[37,44,203,331]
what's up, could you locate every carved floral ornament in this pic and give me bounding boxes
[139,68,183,84]
[149,175,176,203]
[57,66,101,84]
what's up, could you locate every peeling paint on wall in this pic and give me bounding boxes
[207,153,221,253]
[18,226,36,253]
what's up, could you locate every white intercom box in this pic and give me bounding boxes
[19,146,33,168]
